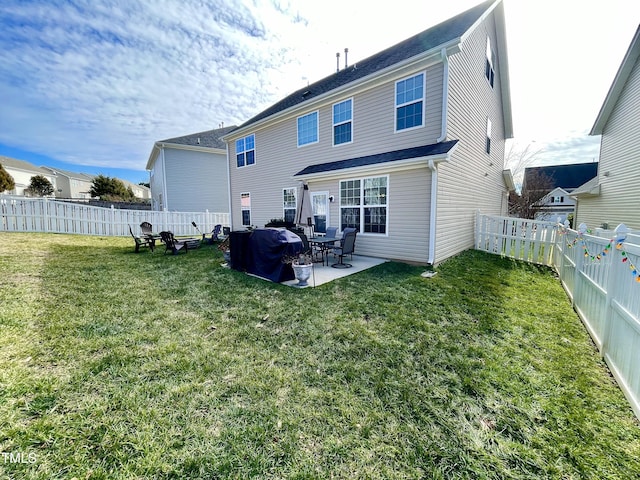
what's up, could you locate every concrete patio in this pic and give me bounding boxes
[281,255,387,288]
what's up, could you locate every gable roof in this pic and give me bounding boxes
[0,155,52,176]
[523,163,598,192]
[40,166,94,181]
[146,125,238,170]
[294,141,458,179]
[233,0,510,134]
[160,125,238,149]
[591,25,640,135]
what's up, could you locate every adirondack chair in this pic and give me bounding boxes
[159,231,189,255]
[129,225,154,252]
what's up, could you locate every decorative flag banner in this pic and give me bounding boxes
[558,223,640,284]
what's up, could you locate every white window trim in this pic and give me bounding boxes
[485,36,495,88]
[236,134,256,169]
[283,187,297,223]
[297,110,320,147]
[394,71,426,133]
[332,98,354,147]
[486,117,492,155]
[339,174,389,236]
[240,192,251,226]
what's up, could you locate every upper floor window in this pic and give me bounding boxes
[297,111,318,146]
[551,196,564,203]
[236,134,255,168]
[395,72,425,131]
[283,187,297,223]
[485,37,495,88]
[333,99,353,145]
[486,118,492,154]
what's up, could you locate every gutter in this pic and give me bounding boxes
[436,48,449,143]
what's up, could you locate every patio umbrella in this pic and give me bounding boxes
[297,183,313,226]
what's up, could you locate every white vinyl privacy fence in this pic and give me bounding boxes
[0,195,229,237]
[476,212,640,420]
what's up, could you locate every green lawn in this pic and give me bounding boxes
[1,232,639,479]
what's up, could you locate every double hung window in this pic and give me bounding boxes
[297,111,318,146]
[283,188,297,223]
[333,99,352,145]
[241,193,251,226]
[236,134,255,167]
[395,73,425,131]
[485,37,495,88]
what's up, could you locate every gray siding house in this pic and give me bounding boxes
[224,0,512,264]
[574,25,640,230]
[40,167,94,199]
[146,126,236,212]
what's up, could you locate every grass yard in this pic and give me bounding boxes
[1,232,639,479]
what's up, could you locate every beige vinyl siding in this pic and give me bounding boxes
[576,54,640,230]
[228,61,444,232]
[164,149,229,212]
[434,12,508,264]
[306,167,431,263]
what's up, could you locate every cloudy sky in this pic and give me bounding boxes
[1,0,639,184]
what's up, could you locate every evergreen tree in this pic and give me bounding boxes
[25,175,55,197]
[0,164,16,193]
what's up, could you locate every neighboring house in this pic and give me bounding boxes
[573,25,640,230]
[534,187,576,222]
[0,156,57,196]
[40,167,94,199]
[146,126,236,212]
[522,162,598,222]
[120,179,151,200]
[224,0,513,265]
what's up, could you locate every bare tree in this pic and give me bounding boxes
[509,170,555,219]
[504,142,544,193]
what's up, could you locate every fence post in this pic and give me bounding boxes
[571,223,588,309]
[600,224,628,357]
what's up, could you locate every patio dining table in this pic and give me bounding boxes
[309,236,339,266]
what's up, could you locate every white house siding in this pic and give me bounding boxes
[576,54,640,230]
[163,148,229,212]
[435,12,508,264]
[149,151,166,211]
[228,61,444,236]
[2,167,56,196]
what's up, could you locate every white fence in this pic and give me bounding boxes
[476,212,640,419]
[0,195,230,237]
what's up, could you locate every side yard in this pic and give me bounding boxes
[1,233,639,479]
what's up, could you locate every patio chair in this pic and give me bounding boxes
[207,224,222,244]
[325,227,338,239]
[159,231,189,255]
[129,225,154,253]
[140,222,154,237]
[331,229,357,268]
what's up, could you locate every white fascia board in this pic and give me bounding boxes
[591,25,640,135]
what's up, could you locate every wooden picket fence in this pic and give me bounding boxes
[476,211,640,420]
[0,195,229,237]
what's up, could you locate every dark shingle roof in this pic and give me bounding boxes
[239,0,496,129]
[294,141,458,177]
[160,125,238,149]
[523,163,598,191]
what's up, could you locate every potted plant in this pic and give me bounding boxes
[284,252,313,287]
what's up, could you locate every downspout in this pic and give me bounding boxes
[225,143,233,231]
[429,48,448,264]
[428,159,438,265]
[436,47,449,143]
[161,146,169,211]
